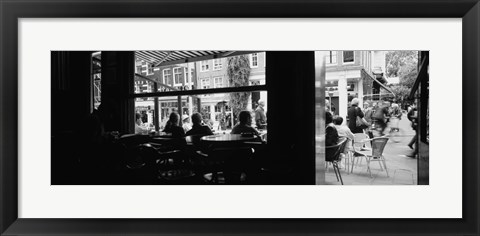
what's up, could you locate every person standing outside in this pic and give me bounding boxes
[407,102,418,158]
[254,100,267,129]
[347,98,366,134]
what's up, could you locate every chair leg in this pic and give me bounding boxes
[378,159,384,171]
[334,163,343,185]
[366,158,372,178]
[333,164,339,181]
[381,157,389,177]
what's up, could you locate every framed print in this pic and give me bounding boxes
[1,0,479,235]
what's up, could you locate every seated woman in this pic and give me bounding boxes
[325,111,339,146]
[186,113,213,136]
[231,110,259,135]
[135,113,150,135]
[163,112,185,138]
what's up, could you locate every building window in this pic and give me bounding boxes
[136,65,142,74]
[343,51,355,64]
[213,59,222,70]
[201,61,210,72]
[146,64,154,75]
[250,53,258,68]
[163,69,172,85]
[214,77,223,88]
[326,51,337,65]
[201,78,210,89]
[173,67,183,85]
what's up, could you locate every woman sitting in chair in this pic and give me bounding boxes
[326,111,339,146]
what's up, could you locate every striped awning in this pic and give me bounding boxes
[135,51,256,67]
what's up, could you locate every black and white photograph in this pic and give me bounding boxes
[317,50,429,185]
[52,51,319,185]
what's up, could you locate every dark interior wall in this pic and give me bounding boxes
[51,51,93,136]
[417,51,429,185]
[267,51,316,184]
[101,51,135,134]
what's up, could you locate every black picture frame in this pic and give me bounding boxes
[1,0,478,235]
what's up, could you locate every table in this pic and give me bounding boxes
[201,134,257,143]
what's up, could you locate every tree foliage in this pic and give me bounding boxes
[386,51,418,88]
[226,55,251,120]
[386,51,419,104]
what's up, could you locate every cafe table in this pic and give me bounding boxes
[201,134,257,144]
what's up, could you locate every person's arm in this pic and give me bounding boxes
[357,107,364,118]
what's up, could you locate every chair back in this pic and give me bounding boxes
[352,133,370,151]
[371,137,389,158]
[325,137,347,162]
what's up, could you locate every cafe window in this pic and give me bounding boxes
[213,59,222,70]
[132,51,268,134]
[173,67,183,86]
[250,53,258,68]
[343,51,355,64]
[201,60,210,72]
[163,69,172,85]
[326,51,337,65]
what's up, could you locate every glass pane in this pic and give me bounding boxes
[133,92,267,139]
[92,52,101,110]
[343,51,354,63]
[133,51,266,93]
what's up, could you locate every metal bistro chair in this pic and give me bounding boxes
[325,138,348,185]
[353,137,389,178]
[351,133,371,173]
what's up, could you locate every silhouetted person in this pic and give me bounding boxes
[231,111,259,135]
[326,111,339,146]
[163,112,185,137]
[186,113,213,136]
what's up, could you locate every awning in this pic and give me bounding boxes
[135,51,258,67]
[361,69,395,95]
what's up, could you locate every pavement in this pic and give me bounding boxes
[324,113,418,185]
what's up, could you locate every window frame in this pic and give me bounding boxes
[213,76,223,88]
[250,53,259,68]
[173,67,183,86]
[326,51,338,66]
[342,51,355,64]
[162,68,172,85]
[213,59,223,70]
[200,60,210,72]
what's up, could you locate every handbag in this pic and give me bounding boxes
[355,108,370,129]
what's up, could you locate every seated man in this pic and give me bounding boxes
[231,110,259,135]
[186,113,213,136]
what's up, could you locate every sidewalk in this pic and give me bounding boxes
[325,114,418,185]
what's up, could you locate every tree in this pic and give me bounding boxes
[226,55,251,122]
[386,51,418,88]
[385,51,420,108]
